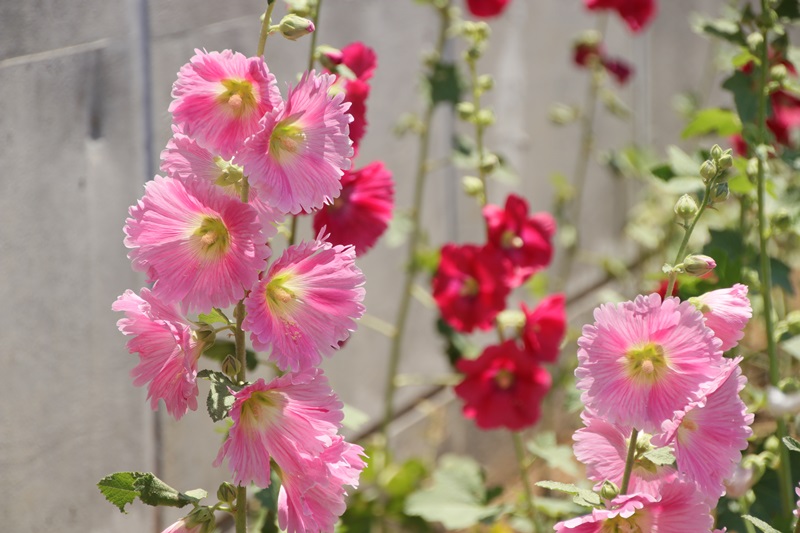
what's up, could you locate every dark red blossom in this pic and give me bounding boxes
[483,194,555,287]
[334,42,377,152]
[465,0,511,18]
[432,244,511,333]
[573,41,634,85]
[584,0,657,33]
[455,340,552,430]
[521,294,567,363]
[313,161,394,255]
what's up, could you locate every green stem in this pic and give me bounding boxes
[739,497,758,533]
[288,214,299,246]
[380,1,451,452]
[233,301,248,533]
[512,432,542,532]
[620,429,639,495]
[754,2,794,517]
[468,58,488,206]
[256,1,277,58]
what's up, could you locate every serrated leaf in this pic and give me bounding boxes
[642,446,675,466]
[682,108,742,138]
[97,472,145,513]
[427,62,462,107]
[742,514,782,533]
[134,473,187,508]
[783,436,800,452]
[723,71,771,125]
[535,481,601,508]
[405,454,500,529]
[198,309,228,325]
[527,432,579,477]
[199,370,237,422]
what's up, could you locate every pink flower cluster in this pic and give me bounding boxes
[113,46,389,532]
[559,286,754,531]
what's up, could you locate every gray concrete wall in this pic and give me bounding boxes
[1,1,723,531]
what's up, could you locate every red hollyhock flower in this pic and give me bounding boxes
[313,161,394,255]
[330,42,377,152]
[432,244,511,333]
[572,41,634,85]
[483,194,555,287]
[584,0,657,33]
[521,294,566,363]
[767,89,800,146]
[601,57,634,84]
[455,340,552,430]
[465,0,511,18]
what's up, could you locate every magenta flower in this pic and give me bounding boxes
[243,235,365,372]
[554,477,712,532]
[277,436,366,533]
[125,176,269,313]
[584,0,658,34]
[335,42,378,151]
[112,289,202,420]
[520,293,566,363]
[573,410,676,497]
[653,357,753,502]
[576,294,723,433]
[312,161,394,255]
[239,71,353,215]
[170,49,282,159]
[691,284,752,351]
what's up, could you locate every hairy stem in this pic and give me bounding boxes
[620,429,639,495]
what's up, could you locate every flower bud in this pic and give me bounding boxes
[285,0,313,18]
[710,144,723,161]
[717,152,733,170]
[456,101,475,121]
[316,45,343,70]
[462,176,484,197]
[683,254,717,277]
[710,182,730,204]
[222,354,241,379]
[699,160,717,182]
[496,309,525,330]
[217,482,237,503]
[185,507,216,532]
[746,32,764,52]
[477,74,494,92]
[600,480,620,501]
[475,109,495,126]
[674,194,698,221]
[746,157,759,177]
[786,310,800,336]
[278,14,315,41]
[480,153,499,174]
[771,64,788,83]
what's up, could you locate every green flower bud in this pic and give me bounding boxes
[462,176,484,197]
[700,160,717,182]
[600,480,620,501]
[456,101,476,121]
[786,310,800,336]
[278,14,315,41]
[710,182,730,204]
[480,153,499,174]
[764,435,780,453]
[222,354,241,379]
[674,194,699,221]
[771,64,788,83]
[746,157,759,178]
[477,74,494,92]
[710,144,724,161]
[747,32,764,52]
[217,482,237,503]
[718,152,733,170]
[683,254,717,277]
[475,109,495,126]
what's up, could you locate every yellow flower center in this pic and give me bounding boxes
[460,276,479,297]
[269,120,306,162]
[494,368,515,390]
[266,274,297,309]
[192,216,230,259]
[601,516,645,533]
[501,230,524,249]
[218,78,258,117]
[624,342,667,385]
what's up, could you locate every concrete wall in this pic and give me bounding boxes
[0,1,723,531]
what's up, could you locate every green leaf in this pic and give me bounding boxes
[202,340,257,371]
[133,473,187,508]
[770,257,795,295]
[698,17,746,45]
[386,459,427,498]
[198,308,228,325]
[666,145,701,177]
[526,432,579,477]
[533,496,584,518]
[642,447,675,466]
[427,62,462,107]
[776,0,800,19]
[650,163,676,181]
[405,455,501,529]
[198,370,238,422]
[535,481,601,508]
[180,489,207,503]
[742,515,782,533]
[98,472,145,513]
[728,172,755,195]
[723,71,763,125]
[682,108,742,138]
[783,436,800,453]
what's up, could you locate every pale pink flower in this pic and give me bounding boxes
[653,357,753,502]
[238,71,353,214]
[112,288,202,420]
[125,176,269,313]
[576,294,723,433]
[160,129,283,239]
[213,370,350,488]
[277,437,366,533]
[573,410,676,497]
[243,234,365,372]
[554,477,713,532]
[691,284,752,351]
[169,49,282,159]
[161,518,204,533]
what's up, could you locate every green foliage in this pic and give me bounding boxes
[723,70,773,126]
[436,317,479,367]
[776,0,800,20]
[682,108,742,138]
[97,472,203,513]
[197,369,238,422]
[427,62,462,107]
[769,256,795,295]
[97,472,143,513]
[535,481,601,509]
[783,436,800,453]
[696,16,746,46]
[198,308,229,325]
[405,455,503,529]
[526,432,580,477]
[202,340,257,371]
[742,515,782,533]
[252,471,282,533]
[642,446,676,466]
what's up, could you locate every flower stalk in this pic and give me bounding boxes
[620,428,639,494]
[512,431,542,532]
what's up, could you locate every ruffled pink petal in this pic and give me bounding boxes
[693,284,752,351]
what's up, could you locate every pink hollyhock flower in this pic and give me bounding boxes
[554,477,713,532]
[584,0,658,33]
[520,293,566,363]
[161,518,205,533]
[576,294,723,433]
[691,284,752,351]
[432,244,512,333]
[239,71,353,215]
[454,340,551,430]
[277,436,366,533]
[213,370,350,487]
[169,49,282,160]
[312,161,394,255]
[243,235,365,372]
[573,409,676,497]
[160,129,283,239]
[125,176,269,313]
[113,288,203,420]
[483,194,555,286]
[653,357,753,502]
[466,0,511,18]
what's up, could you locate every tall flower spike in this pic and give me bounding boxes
[243,233,365,372]
[575,294,723,433]
[170,49,282,160]
[113,288,203,420]
[124,176,269,313]
[239,71,354,215]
